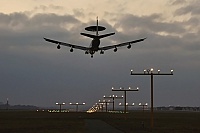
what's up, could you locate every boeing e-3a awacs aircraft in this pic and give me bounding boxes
[44,18,146,58]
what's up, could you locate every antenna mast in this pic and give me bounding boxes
[96,16,99,36]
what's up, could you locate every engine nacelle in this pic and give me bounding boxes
[70,48,73,52]
[114,47,117,52]
[57,45,61,49]
[127,44,131,49]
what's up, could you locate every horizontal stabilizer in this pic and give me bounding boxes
[81,32,115,39]
[98,32,115,39]
[80,33,97,38]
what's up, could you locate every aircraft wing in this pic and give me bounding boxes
[44,37,89,51]
[99,37,146,51]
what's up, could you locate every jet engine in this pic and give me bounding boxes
[127,44,131,49]
[114,47,117,52]
[70,48,73,52]
[57,45,61,49]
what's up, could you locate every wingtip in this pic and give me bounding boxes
[140,37,147,41]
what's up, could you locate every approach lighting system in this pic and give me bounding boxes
[112,87,139,113]
[103,95,123,111]
[69,102,86,112]
[55,102,65,112]
[98,99,113,112]
[130,68,173,129]
[119,102,135,112]
[139,103,148,112]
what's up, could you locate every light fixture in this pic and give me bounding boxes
[144,69,147,73]
[158,69,160,74]
[171,69,173,74]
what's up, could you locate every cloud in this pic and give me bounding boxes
[114,14,186,38]
[174,0,200,16]
[0,12,82,48]
[0,9,200,107]
[170,0,187,5]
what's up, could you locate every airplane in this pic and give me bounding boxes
[44,17,146,58]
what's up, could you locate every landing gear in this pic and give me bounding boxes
[90,50,95,58]
[100,50,104,54]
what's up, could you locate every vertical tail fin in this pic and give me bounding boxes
[96,16,98,36]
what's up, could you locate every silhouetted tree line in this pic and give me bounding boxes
[156,106,200,111]
[0,103,39,110]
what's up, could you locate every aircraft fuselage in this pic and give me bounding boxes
[90,38,100,51]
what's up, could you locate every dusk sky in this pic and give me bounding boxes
[0,0,200,108]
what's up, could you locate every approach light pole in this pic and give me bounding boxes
[69,103,85,112]
[98,100,113,112]
[103,95,123,111]
[119,103,134,112]
[6,98,9,110]
[131,68,173,129]
[139,103,148,112]
[95,103,103,112]
[112,87,139,113]
[139,102,148,128]
[56,102,65,112]
[96,102,104,112]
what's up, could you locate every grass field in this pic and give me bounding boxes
[103,111,200,133]
[0,111,85,133]
[0,110,200,133]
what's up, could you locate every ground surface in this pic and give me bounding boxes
[0,110,200,133]
[85,119,123,133]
